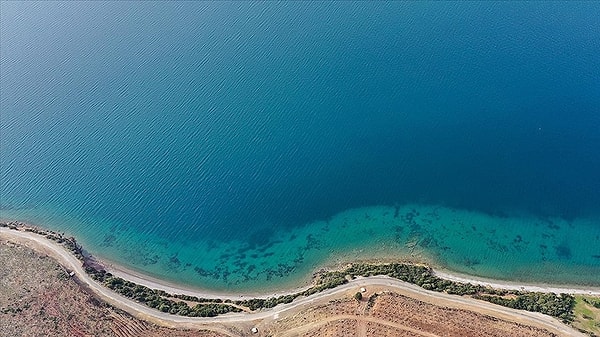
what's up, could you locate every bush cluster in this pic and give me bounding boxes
[345,263,489,295]
[473,292,575,322]
[342,263,575,321]
[581,297,600,309]
[85,267,241,317]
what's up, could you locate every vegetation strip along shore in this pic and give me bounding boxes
[0,221,596,330]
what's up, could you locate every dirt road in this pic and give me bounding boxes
[0,227,588,336]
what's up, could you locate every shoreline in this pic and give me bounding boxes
[84,233,600,299]
[0,224,595,337]
[2,221,599,299]
[101,257,315,300]
[433,270,600,296]
[3,207,600,294]
[104,248,600,298]
[90,230,600,298]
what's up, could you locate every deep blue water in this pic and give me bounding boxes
[2,2,600,289]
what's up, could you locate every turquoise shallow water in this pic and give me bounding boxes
[3,204,600,291]
[1,2,600,291]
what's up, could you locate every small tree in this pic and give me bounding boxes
[354,292,363,301]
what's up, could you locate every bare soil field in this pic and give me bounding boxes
[260,291,561,337]
[0,241,229,337]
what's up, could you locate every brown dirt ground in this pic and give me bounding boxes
[1,240,562,337]
[0,241,226,337]
[260,291,559,337]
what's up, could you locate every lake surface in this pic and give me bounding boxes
[2,2,599,291]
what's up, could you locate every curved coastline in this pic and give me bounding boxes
[103,247,600,299]
[6,221,600,336]
[4,203,600,291]
[0,224,593,337]
[2,220,600,299]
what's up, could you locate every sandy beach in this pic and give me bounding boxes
[434,270,600,296]
[106,251,600,300]
[2,225,600,300]
[103,258,314,301]
[1,225,595,336]
[98,235,600,299]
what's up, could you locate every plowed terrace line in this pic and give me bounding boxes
[278,315,441,337]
